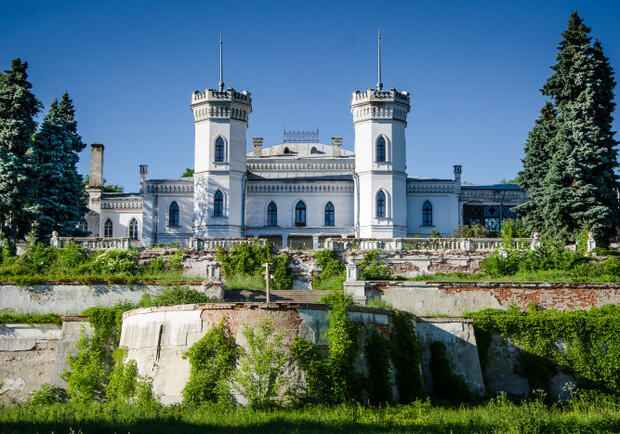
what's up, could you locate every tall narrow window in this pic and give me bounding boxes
[295,201,306,227]
[214,190,224,217]
[324,202,335,226]
[376,191,386,217]
[215,137,225,162]
[169,201,179,227]
[104,219,113,238]
[376,136,386,162]
[422,200,433,226]
[267,201,277,226]
[128,218,139,240]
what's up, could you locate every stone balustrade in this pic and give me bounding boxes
[51,236,137,250]
[189,238,267,250]
[325,237,535,252]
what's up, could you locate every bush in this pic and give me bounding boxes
[217,242,294,290]
[91,249,140,275]
[313,249,345,290]
[105,347,140,404]
[233,318,289,409]
[62,327,108,403]
[182,318,240,406]
[390,310,426,403]
[450,224,491,238]
[358,250,393,280]
[29,383,68,404]
[139,285,213,307]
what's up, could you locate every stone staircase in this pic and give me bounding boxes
[225,289,330,304]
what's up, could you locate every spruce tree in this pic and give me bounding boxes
[0,59,41,243]
[515,102,557,231]
[32,93,88,241]
[519,12,620,243]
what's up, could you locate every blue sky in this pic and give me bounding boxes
[2,0,620,190]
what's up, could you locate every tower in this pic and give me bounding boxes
[351,30,411,238]
[191,35,252,238]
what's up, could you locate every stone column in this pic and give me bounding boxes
[312,235,320,250]
[587,232,596,253]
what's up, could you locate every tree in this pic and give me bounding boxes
[0,59,41,243]
[517,12,620,243]
[514,102,557,231]
[32,93,88,241]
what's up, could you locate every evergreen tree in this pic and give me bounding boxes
[515,102,557,231]
[0,59,41,243]
[32,93,88,241]
[518,12,620,243]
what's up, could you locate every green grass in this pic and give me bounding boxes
[0,311,63,326]
[1,397,620,433]
[224,273,266,291]
[312,275,345,291]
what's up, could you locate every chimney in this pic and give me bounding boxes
[453,164,462,182]
[331,137,342,157]
[139,165,148,194]
[89,143,104,187]
[252,137,263,157]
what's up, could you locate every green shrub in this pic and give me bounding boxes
[450,224,491,238]
[313,249,345,290]
[429,229,442,238]
[29,383,68,405]
[366,297,393,310]
[62,327,108,403]
[139,285,212,307]
[182,318,240,406]
[292,291,360,404]
[359,250,393,280]
[217,242,294,290]
[106,347,140,404]
[91,249,140,275]
[233,318,288,409]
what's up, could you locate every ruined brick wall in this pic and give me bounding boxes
[367,281,620,312]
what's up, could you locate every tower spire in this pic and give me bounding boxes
[377,28,383,91]
[218,32,224,92]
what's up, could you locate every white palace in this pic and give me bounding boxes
[84,37,528,249]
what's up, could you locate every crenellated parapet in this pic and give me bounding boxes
[190,87,252,123]
[350,87,411,124]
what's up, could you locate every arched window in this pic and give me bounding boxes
[283,147,290,154]
[376,136,386,162]
[215,137,225,162]
[103,219,113,238]
[267,201,277,227]
[295,201,306,227]
[214,190,224,217]
[169,201,179,227]
[376,191,386,217]
[128,218,139,240]
[324,202,335,226]
[310,147,318,154]
[422,200,433,226]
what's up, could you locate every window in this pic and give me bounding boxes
[295,201,306,227]
[104,219,113,238]
[267,201,277,226]
[128,218,139,240]
[324,202,335,226]
[376,191,386,217]
[422,200,433,226]
[215,137,225,162]
[283,147,290,154]
[214,190,224,217]
[310,147,318,154]
[169,201,179,226]
[376,136,386,162]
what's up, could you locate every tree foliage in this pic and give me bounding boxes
[0,59,41,243]
[517,12,620,244]
[32,93,88,241]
